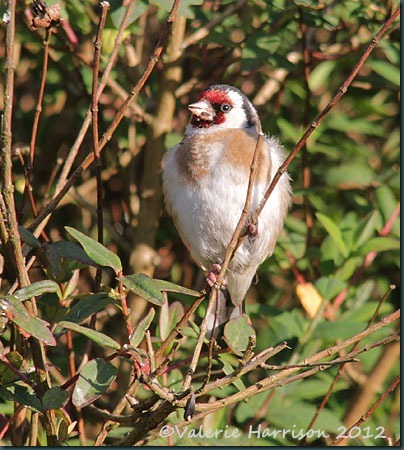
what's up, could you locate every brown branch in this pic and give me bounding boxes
[301,284,396,444]
[187,309,399,412]
[172,334,398,430]
[180,289,218,392]
[117,273,133,338]
[55,0,137,194]
[22,27,53,219]
[250,6,400,226]
[331,375,400,446]
[0,1,58,444]
[28,0,181,236]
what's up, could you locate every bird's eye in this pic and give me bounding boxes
[220,103,232,112]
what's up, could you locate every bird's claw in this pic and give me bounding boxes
[247,222,258,237]
[206,263,227,288]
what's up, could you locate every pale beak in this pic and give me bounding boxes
[188,100,215,121]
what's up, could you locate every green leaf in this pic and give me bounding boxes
[58,321,121,350]
[72,358,118,408]
[62,293,118,325]
[110,1,147,28]
[375,185,398,223]
[158,301,184,343]
[49,240,97,266]
[65,226,122,272]
[312,321,363,341]
[18,226,41,249]
[41,387,69,411]
[0,385,42,412]
[315,277,346,301]
[325,164,374,189]
[316,212,349,258]
[2,297,56,346]
[152,279,201,297]
[120,273,165,306]
[130,308,155,347]
[360,237,400,255]
[269,309,307,341]
[223,315,255,356]
[309,60,336,91]
[367,60,400,86]
[12,280,60,302]
[353,210,380,250]
[0,351,24,386]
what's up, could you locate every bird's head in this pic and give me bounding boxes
[186,84,260,134]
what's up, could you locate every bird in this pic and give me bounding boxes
[162,84,291,333]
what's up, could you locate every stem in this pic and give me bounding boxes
[251,7,400,226]
[92,1,110,291]
[301,285,396,443]
[55,0,137,193]
[23,28,53,219]
[298,8,314,248]
[28,0,181,236]
[216,133,264,288]
[331,375,400,446]
[1,2,58,444]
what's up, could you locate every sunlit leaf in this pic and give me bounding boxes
[223,314,255,356]
[120,273,165,306]
[152,279,200,297]
[65,227,122,272]
[58,321,121,350]
[12,280,59,302]
[72,359,117,408]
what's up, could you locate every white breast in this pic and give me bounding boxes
[162,134,290,273]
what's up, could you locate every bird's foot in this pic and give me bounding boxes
[206,263,227,288]
[247,221,258,237]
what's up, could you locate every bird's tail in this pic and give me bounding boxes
[206,288,244,338]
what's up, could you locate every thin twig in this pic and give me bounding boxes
[117,273,133,338]
[180,289,218,392]
[251,7,400,226]
[329,203,400,316]
[215,133,264,289]
[55,0,137,193]
[301,285,397,444]
[0,353,37,390]
[155,293,205,360]
[23,27,53,219]
[28,0,181,237]
[91,1,110,291]
[1,1,58,444]
[177,309,399,410]
[145,330,156,373]
[330,375,400,445]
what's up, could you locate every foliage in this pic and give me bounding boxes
[0,0,400,446]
